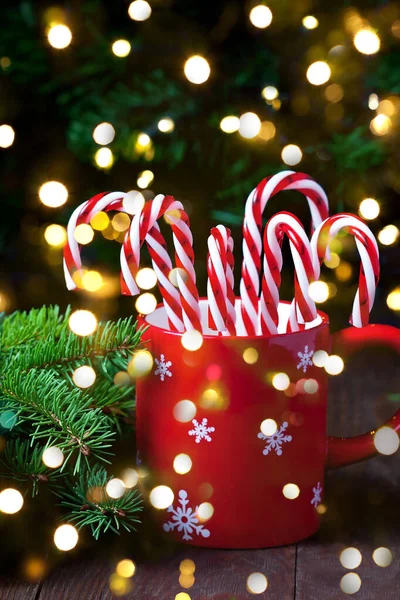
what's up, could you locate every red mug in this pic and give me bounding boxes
[136,299,400,548]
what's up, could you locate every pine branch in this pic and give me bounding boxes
[0,369,115,474]
[56,465,142,539]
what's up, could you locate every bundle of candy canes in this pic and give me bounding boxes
[64,171,380,337]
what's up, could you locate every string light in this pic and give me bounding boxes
[135,292,157,314]
[184,55,210,84]
[69,310,98,336]
[72,365,96,388]
[173,454,193,475]
[136,268,157,290]
[378,224,399,246]
[340,573,361,595]
[281,144,302,166]
[39,181,68,208]
[74,223,94,244]
[306,61,331,85]
[44,224,67,247]
[220,116,240,133]
[249,5,273,29]
[158,118,175,133]
[106,478,126,499]
[368,93,379,110]
[149,485,174,509]
[0,124,15,148]
[42,446,64,468]
[116,559,136,578]
[358,198,380,220]
[93,123,115,145]
[53,524,79,551]
[302,16,319,30]
[123,191,145,214]
[370,114,391,136]
[239,112,261,138]
[94,147,114,168]
[48,24,72,49]
[0,488,24,514]
[112,40,131,57]
[246,572,268,594]
[82,270,104,292]
[282,483,300,499]
[128,0,152,21]
[309,281,329,303]
[387,288,400,311]
[262,86,278,101]
[353,29,380,55]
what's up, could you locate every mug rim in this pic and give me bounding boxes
[139,298,330,341]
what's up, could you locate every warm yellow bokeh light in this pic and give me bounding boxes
[42,446,64,469]
[262,85,278,101]
[272,372,290,391]
[135,268,157,290]
[94,147,114,168]
[137,169,154,189]
[239,112,261,139]
[184,55,210,84]
[112,39,131,57]
[281,144,302,166]
[0,488,24,514]
[137,133,151,149]
[372,547,392,567]
[243,347,259,364]
[128,0,152,21]
[340,547,362,569]
[112,213,131,232]
[368,93,379,110]
[82,270,103,292]
[282,483,300,499]
[121,468,139,488]
[309,281,329,303]
[149,485,174,509]
[324,354,344,375]
[313,349,329,368]
[260,418,277,436]
[48,24,72,49]
[123,190,145,215]
[249,5,273,29]
[135,292,157,315]
[181,330,203,351]
[173,400,197,423]
[69,310,98,336]
[246,572,268,594]
[173,454,193,475]
[306,61,331,85]
[90,211,109,231]
[128,350,154,378]
[370,114,391,136]
[340,572,362,595]
[197,502,214,521]
[387,288,400,311]
[180,559,196,575]
[158,117,175,133]
[259,121,276,141]
[106,478,126,499]
[72,365,96,388]
[39,181,68,208]
[359,198,380,220]
[54,524,78,551]
[373,426,399,455]
[220,116,240,133]
[302,16,319,30]
[354,29,380,55]
[74,223,94,245]
[175,594,191,600]
[44,224,67,247]
[93,123,115,145]
[116,559,136,578]
[377,99,395,117]
[0,124,15,148]
[325,83,344,103]
[378,224,399,246]
[336,261,352,282]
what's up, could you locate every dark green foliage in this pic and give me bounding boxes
[328,127,387,173]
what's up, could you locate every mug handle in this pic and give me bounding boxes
[326,324,400,468]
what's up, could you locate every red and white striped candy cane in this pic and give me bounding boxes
[207,225,236,335]
[122,194,201,332]
[311,214,380,328]
[241,171,329,336]
[260,212,318,336]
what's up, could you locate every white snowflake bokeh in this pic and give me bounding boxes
[154,354,172,382]
[311,481,322,507]
[188,418,215,444]
[297,345,314,373]
[163,490,211,541]
[257,421,292,456]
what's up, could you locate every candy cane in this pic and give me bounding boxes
[63,192,185,333]
[241,171,329,335]
[122,194,201,332]
[260,212,318,336]
[207,225,236,335]
[311,214,380,328]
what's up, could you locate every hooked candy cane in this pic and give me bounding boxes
[241,171,329,336]
[207,225,236,335]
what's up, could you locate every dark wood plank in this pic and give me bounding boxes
[0,577,40,600]
[296,346,400,599]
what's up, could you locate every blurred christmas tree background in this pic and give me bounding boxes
[1,0,400,329]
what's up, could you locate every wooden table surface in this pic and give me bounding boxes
[2,344,400,599]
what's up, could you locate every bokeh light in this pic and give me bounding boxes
[260,418,278,436]
[93,122,115,145]
[242,347,259,364]
[121,468,139,488]
[368,93,379,110]
[0,124,15,148]
[302,16,318,29]
[354,29,380,55]
[137,169,154,189]
[181,330,203,351]
[106,478,126,499]
[239,112,261,138]
[128,350,154,378]
[387,288,400,311]
[220,116,240,133]
[0,488,24,514]
[313,350,329,367]
[282,483,300,499]
[340,547,362,569]
[112,40,131,57]
[175,594,191,600]
[324,355,344,375]
[123,190,145,215]
[304,379,318,394]
[44,224,67,247]
[197,502,214,521]
[173,454,193,475]
[72,365,96,388]
[359,198,380,220]
[370,114,391,136]
[69,310,97,336]
[173,400,197,422]
[340,572,362,595]
[149,485,174,509]
[48,24,72,49]
[373,426,399,455]
[309,281,329,303]
[184,55,210,84]
[136,268,157,290]
[336,261,352,282]
[116,559,136,578]
[246,572,268,594]
[74,223,94,245]
[39,181,68,208]
[378,225,399,246]
[180,559,196,575]
[82,270,103,292]
[372,547,392,567]
[42,446,64,468]
[158,118,175,133]
[112,213,131,232]
[128,0,152,21]
[94,147,114,168]
[249,5,273,29]
[135,292,157,315]
[306,61,331,85]
[262,85,278,100]
[325,84,344,103]
[90,211,109,231]
[54,524,78,551]
[281,144,302,166]
[109,574,132,596]
[259,121,276,141]
[272,372,290,391]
